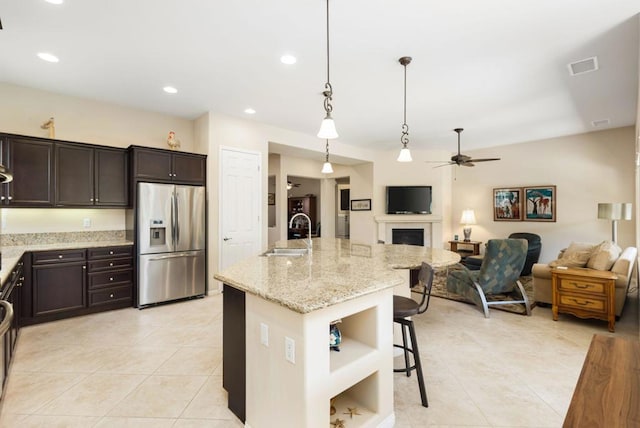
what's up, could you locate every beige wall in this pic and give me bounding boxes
[0,83,197,151]
[453,126,636,262]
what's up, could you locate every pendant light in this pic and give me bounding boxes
[321,139,334,174]
[397,56,413,162]
[317,0,338,139]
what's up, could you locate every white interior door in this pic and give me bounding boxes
[220,148,262,273]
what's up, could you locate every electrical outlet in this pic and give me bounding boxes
[260,323,269,347]
[285,336,295,364]
[83,218,91,228]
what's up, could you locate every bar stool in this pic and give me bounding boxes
[393,262,433,408]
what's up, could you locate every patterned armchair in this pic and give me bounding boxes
[446,238,531,318]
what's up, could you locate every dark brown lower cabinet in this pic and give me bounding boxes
[33,261,86,317]
[1,257,24,396]
[22,245,134,326]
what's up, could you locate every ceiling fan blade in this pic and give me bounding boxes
[432,162,457,169]
[467,158,501,163]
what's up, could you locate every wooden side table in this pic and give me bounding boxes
[448,240,481,257]
[551,267,617,332]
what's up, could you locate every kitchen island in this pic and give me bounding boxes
[214,238,459,427]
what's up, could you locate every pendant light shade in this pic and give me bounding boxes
[318,0,338,139]
[321,139,334,173]
[397,56,412,162]
[318,114,338,139]
[397,147,412,162]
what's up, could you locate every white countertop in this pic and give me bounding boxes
[0,240,134,284]
[214,238,460,314]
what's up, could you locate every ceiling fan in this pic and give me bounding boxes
[287,181,300,190]
[432,128,500,168]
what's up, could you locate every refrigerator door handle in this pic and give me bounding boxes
[145,252,200,261]
[170,192,176,249]
[175,192,180,247]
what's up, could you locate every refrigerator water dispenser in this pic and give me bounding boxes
[150,219,166,246]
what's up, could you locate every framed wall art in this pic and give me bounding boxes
[524,185,556,221]
[350,199,371,211]
[493,188,523,221]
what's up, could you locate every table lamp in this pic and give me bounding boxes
[460,209,476,242]
[597,202,632,243]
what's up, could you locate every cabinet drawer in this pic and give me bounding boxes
[88,269,133,289]
[88,258,133,272]
[88,285,132,307]
[32,249,86,264]
[87,246,133,260]
[558,278,606,294]
[559,294,606,313]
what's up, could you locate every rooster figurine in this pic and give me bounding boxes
[167,131,181,150]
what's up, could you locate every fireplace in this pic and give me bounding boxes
[374,214,443,248]
[392,228,424,246]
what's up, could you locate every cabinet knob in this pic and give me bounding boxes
[109,251,114,255]
[7,196,12,200]
[90,198,94,202]
[0,196,4,201]
[109,294,114,298]
[109,262,113,266]
[19,276,24,281]
[168,173,172,177]
[95,199,99,202]
[58,255,63,259]
[83,265,86,269]
[110,277,114,281]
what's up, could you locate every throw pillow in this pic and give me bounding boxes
[549,241,596,268]
[586,240,621,271]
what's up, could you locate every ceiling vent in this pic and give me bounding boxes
[591,118,610,127]
[568,56,599,76]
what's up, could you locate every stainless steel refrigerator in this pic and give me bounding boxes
[137,182,206,307]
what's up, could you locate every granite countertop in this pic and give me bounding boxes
[0,240,134,284]
[214,238,460,314]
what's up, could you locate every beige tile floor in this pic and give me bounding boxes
[0,288,637,427]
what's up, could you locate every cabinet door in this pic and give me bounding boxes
[3,136,54,206]
[132,148,172,181]
[95,148,128,206]
[55,143,94,206]
[33,262,86,316]
[173,153,206,184]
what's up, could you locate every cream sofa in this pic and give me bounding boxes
[532,243,637,317]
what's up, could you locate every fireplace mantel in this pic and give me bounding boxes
[374,215,443,249]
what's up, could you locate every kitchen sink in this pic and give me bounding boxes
[262,248,308,257]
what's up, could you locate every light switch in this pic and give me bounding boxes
[83,218,91,228]
[285,336,295,364]
[260,323,269,347]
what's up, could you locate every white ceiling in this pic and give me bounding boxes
[1,0,638,153]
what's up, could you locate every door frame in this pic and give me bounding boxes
[218,146,263,291]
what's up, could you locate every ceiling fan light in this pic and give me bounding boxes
[317,115,338,139]
[321,161,334,174]
[397,147,412,162]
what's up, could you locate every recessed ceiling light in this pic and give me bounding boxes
[37,52,59,63]
[280,55,297,65]
[244,108,256,115]
[163,86,178,94]
[45,0,64,4]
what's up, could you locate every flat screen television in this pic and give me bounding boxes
[386,186,432,214]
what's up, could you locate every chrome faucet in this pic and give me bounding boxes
[289,213,313,253]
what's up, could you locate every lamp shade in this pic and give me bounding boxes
[460,209,476,225]
[597,203,632,220]
[317,115,338,139]
[321,161,334,174]
[397,147,412,162]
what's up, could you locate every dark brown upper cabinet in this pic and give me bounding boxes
[0,134,54,207]
[130,146,206,185]
[55,142,128,207]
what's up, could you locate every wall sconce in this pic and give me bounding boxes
[460,209,476,242]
